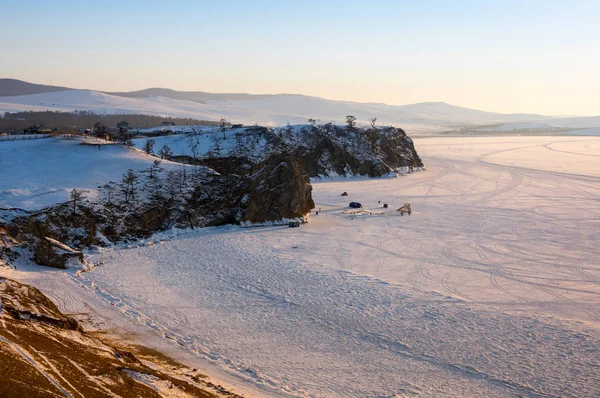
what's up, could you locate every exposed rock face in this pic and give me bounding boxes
[0,278,80,330]
[3,151,315,267]
[0,278,230,398]
[179,152,315,226]
[0,226,19,267]
[181,155,250,176]
[7,207,97,268]
[187,124,423,178]
[181,124,422,179]
[1,123,421,268]
[32,238,82,269]
[283,125,423,177]
[243,152,314,222]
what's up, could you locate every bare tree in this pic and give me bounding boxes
[143,160,164,203]
[158,144,173,159]
[369,117,377,128]
[210,133,223,157]
[346,115,357,130]
[70,188,87,214]
[165,170,181,202]
[99,182,116,205]
[146,173,164,204]
[187,135,201,175]
[219,118,228,139]
[145,160,162,178]
[143,139,155,155]
[180,152,188,182]
[189,125,203,136]
[234,132,247,157]
[120,169,139,203]
[117,135,134,147]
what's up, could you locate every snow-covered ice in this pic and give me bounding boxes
[3,136,600,397]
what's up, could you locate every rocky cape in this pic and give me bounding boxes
[177,124,423,178]
[1,151,314,269]
[1,123,422,269]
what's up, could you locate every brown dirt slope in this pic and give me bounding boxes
[0,277,240,398]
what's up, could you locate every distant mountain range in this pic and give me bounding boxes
[105,87,274,102]
[0,79,72,97]
[1,78,599,133]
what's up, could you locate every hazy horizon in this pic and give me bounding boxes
[2,0,599,116]
[2,77,595,119]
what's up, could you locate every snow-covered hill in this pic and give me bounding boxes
[3,87,595,132]
[0,136,179,210]
[1,79,599,133]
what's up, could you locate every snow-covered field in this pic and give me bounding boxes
[0,136,180,210]
[3,136,600,397]
[133,128,256,159]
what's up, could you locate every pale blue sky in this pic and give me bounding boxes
[1,0,598,115]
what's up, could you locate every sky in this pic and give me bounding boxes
[1,0,599,116]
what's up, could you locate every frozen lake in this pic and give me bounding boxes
[6,136,600,397]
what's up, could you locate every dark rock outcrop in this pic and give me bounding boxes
[1,123,421,268]
[284,125,423,177]
[0,278,80,330]
[32,238,83,269]
[243,152,314,222]
[189,124,423,178]
[3,151,315,267]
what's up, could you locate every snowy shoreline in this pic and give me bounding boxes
[2,135,600,397]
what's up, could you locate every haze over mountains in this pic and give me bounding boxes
[1,78,599,133]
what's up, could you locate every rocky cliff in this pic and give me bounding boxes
[1,123,422,269]
[281,124,423,177]
[2,151,314,268]
[243,152,314,222]
[183,124,423,178]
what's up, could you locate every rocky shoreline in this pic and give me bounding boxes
[0,277,242,398]
[1,124,422,270]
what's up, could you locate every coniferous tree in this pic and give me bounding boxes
[99,182,116,205]
[70,188,87,214]
[120,169,139,203]
[143,139,155,155]
[158,144,173,159]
